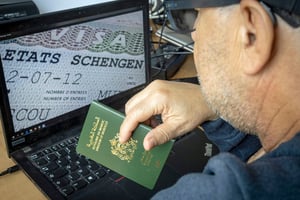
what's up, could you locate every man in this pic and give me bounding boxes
[119,0,300,199]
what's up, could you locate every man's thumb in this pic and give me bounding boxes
[143,124,173,150]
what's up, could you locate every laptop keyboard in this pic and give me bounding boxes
[28,135,110,197]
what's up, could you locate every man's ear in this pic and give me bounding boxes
[239,0,274,75]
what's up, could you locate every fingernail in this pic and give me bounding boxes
[119,135,125,143]
[144,137,155,151]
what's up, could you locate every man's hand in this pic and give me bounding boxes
[119,80,216,150]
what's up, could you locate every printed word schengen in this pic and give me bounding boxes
[71,55,144,69]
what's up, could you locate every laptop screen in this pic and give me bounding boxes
[0,0,150,151]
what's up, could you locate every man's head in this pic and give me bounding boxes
[165,0,300,29]
[178,0,300,150]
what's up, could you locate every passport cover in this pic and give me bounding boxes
[76,101,174,189]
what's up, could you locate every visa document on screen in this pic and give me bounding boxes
[0,10,146,132]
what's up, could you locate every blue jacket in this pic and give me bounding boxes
[152,119,300,199]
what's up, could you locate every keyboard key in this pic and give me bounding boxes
[46,153,58,161]
[59,142,67,148]
[67,152,78,161]
[88,162,100,171]
[41,162,59,173]
[54,177,70,187]
[85,174,97,183]
[72,179,88,190]
[66,163,78,172]
[68,145,76,152]
[49,168,68,179]
[30,152,44,160]
[57,158,69,166]
[60,186,74,196]
[67,138,77,144]
[35,158,48,166]
[68,172,80,181]
[64,146,72,154]
[95,169,107,178]
[43,148,52,154]
[77,167,90,176]
[76,157,88,166]
[51,144,60,151]
[56,149,68,157]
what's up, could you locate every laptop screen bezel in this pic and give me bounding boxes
[0,0,150,155]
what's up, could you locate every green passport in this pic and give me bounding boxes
[76,101,174,189]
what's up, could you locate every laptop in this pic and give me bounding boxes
[0,0,218,199]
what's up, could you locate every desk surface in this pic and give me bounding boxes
[0,126,46,199]
[0,24,196,200]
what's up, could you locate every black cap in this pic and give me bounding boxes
[165,0,240,10]
[165,0,300,27]
[263,0,300,16]
[165,0,300,15]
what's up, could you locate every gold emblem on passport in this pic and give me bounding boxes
[109,133,138,163]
